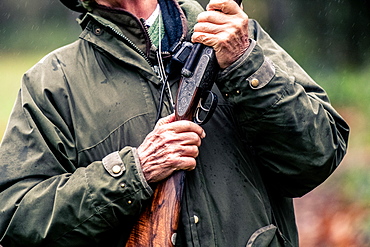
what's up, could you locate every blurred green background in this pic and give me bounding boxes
[1,0,369,246]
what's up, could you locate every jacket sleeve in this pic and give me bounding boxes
[0,55,152,246]
[216,20,349,197]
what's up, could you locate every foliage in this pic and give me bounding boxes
[342,166,370,205]
[246,0,370,69]
[0,0,80,52]
[1,0,369,71]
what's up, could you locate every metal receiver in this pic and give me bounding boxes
[175,44,219,124]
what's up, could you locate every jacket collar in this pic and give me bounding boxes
[77,0,202,83]
[79,15,159,83]
[91,4,154,60]
[78,0,191,55]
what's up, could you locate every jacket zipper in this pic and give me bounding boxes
[139,17,175,64]
[138,18,176,117]
[106,25,154,67]
[107,20,171,72]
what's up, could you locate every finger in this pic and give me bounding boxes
[179,132,203,146]
[193,22,224,35]
[155,113,176,128]
[180,145,200,158]
[197,10,226,24]
[162,120,206,139]
[191,31,220,47]
[159,131,202,147]
[206,0,241,14]
[152,133,201,155]
[175,156,197,171]
[139,123,203,160]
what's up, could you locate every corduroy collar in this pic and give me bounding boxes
[89,0,186,64]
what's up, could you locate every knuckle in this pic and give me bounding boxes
[189,159,197,170]
[165,152,177,165]
[182,157,196,170]
[216,35,229,48]
[196,11,204,19]
[184,120,193,128]
[190,146,200,158]
[154,125,167,135]
[188,131,199,139]
[192,134,202,146]
[193,23,202,32]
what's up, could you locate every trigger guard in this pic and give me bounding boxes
[194,91,218,125]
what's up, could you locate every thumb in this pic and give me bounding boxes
[155,114,176,128]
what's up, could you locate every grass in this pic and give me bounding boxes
[0,52,47,138]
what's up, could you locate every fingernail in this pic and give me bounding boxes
[201,130,206,139]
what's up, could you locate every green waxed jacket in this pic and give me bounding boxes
[0,0,349,246]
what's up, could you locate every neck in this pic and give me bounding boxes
[95,0,158,19]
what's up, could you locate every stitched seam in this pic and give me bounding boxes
[241,78,292,125]
[77,112,150,153]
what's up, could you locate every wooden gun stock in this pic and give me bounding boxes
[125,171,185,246]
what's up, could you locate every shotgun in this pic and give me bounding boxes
[125,43,218,247]
[125,1,242,245]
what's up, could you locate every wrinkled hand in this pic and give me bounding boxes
[137,114,205,183]
[192,0,249,69]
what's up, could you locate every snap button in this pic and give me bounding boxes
[102,151,125,177]
[236,90,241,95]
[112,165,121,174]
[128,200,132,204]
[120,183,126,188]
[251,78,259,88]
[94,28,103,36]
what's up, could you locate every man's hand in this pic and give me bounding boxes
[192,0,249,69]
[137,114,205,183]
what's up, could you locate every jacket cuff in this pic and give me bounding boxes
[118,147,153,196]
[216,39,275,100]
[131,147,152,195]
[101,147,153,198]
[219,39,257,78]
[82,146,154,223]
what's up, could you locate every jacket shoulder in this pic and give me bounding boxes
[177,0,204,30]
[22,39,92,99]
[33,40,87,70]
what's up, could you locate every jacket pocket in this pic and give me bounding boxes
[246,224,277,247]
